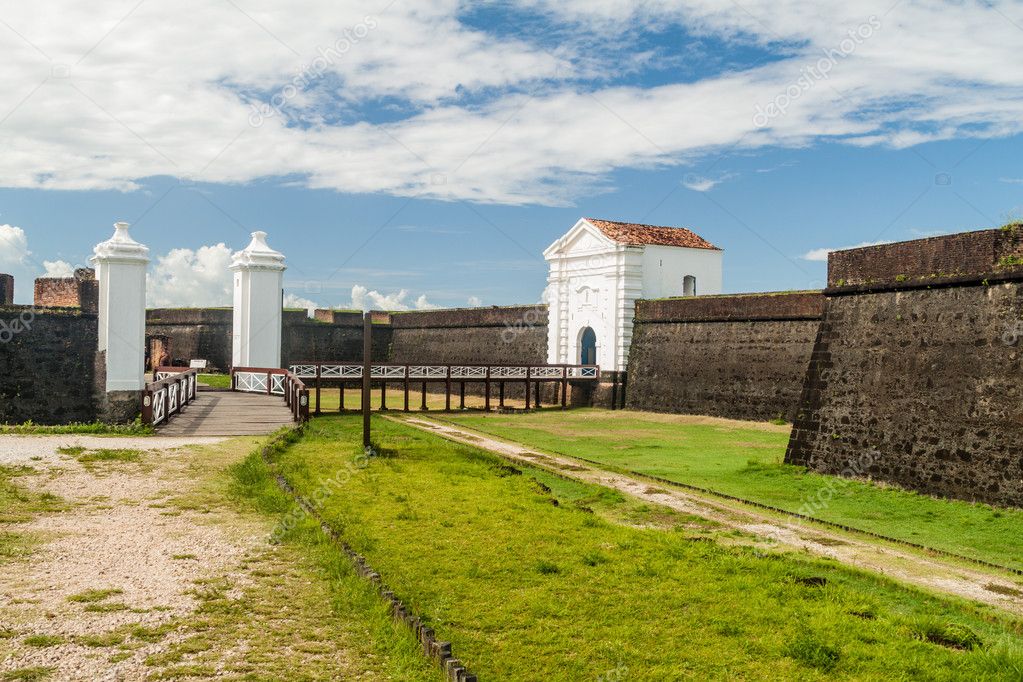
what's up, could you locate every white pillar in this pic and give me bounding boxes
[91,222,149,391]
[231,231,285,368]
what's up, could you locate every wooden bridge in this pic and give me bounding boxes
[142,368,296,436]
[142,363,599,436]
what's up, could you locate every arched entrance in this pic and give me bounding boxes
[579,326,597,365]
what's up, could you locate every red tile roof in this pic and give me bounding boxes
[586,218,720,250]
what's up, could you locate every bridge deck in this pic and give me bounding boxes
[156,388,294,436]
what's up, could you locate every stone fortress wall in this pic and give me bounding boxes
[625,292,824,421]
[0,303,100,424]
[786,226,1023,508]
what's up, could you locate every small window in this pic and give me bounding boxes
[683,275,697,297]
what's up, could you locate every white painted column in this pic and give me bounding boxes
[231,231,286,368]
[90,222,150,391]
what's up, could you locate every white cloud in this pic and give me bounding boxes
[682,173,735,192]
[467,295,483,307]
[0,2,1019,203]
[348,285,438,311]
[801,240,893,262]
[414,294,438,310]
[0,225,30,269]
[42,260,74,277]
[284,293,319,316]
[147,244,233,308]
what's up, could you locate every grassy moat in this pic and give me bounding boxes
[234,414,1023,680]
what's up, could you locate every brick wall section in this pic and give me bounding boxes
[625,292,824,421]
[0,274,13,305]
[786,282,1023,507]
[0,306,99,424]
[828,226,1023,288]
[35,278,83,308]
[33,269,98,312]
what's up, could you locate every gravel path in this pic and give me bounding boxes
[0,435,225,467]
[0,435,261,681]
[398,415,1023,616]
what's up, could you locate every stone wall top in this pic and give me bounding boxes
[828,225,1023,290]
[389,305,548,329]
[146,308,233,324]
[635,291,824,322]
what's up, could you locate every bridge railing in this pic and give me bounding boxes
[142,367,199,426]
[286,362,600,414]
[230,367,310,422]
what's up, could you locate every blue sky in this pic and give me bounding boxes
[1,1,1021,307]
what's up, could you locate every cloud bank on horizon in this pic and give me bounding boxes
[1,0,1022,206]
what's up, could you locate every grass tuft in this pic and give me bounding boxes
[909,617,983,651]
[67,588,123,603]
[21,634,64,648]
[783,628,842,671]
[1,667,55,681]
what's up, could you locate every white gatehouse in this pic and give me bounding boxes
[544,218,723,372]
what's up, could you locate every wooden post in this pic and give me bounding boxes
[445,367,451,412]
[404,369,410,412]
[459,382,465,410]
[421,382,428,411]
[484,368,491,411]
[499,382,505,408]
[610,372,618,411]
[340,382,345,411]
[561,377,568,409]
[525,377,531,409]
[535,380,541,409]
[362,313,371,449]
[380,380,387,411]
[315,365,322,415]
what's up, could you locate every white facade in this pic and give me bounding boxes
[544,218,722,371]
[91,222,150,391]
[231,231,286,368]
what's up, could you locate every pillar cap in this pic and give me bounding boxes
[231,231,286,272]
[91,222,149,265]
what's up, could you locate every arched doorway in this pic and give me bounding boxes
[683,275,697,297]
[579,326,597,365]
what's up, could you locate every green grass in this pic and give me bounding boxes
[0,421,152,435]
[441,408,1023,570]
[0,465,63,522]
[1,667,54,681]
[237,414,1023,680]
[21,635,63,648]
[198,373,232,389]
[67,588,123,603]
[65,448,143,464]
